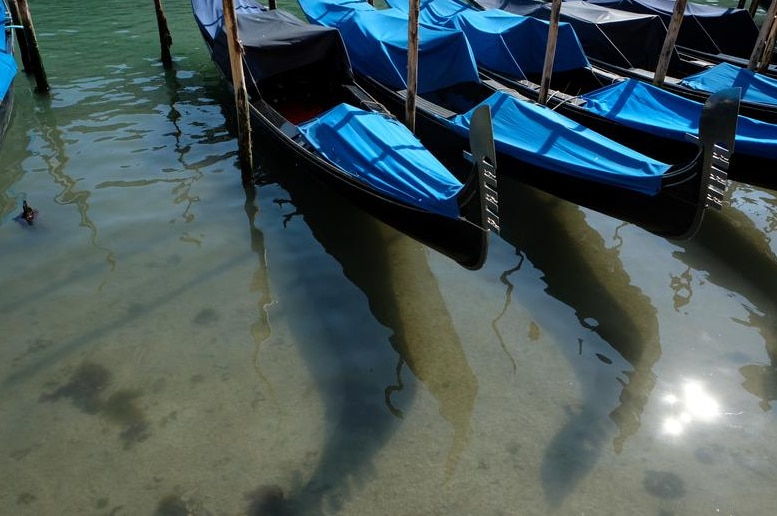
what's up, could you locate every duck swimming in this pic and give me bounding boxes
[21,200,37,225]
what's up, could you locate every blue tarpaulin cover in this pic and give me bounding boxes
[0,5,16,102]
[300,0,480,93]
[581,79,777,160]
[387,0,589,77]
[447,91,670,195]
[300,0,673,195]
[298,103,464,218]
[680,63,777,109]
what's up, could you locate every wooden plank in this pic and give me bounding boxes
[654,0,687,87]
[222,0,254,184]
[538,0,561,105]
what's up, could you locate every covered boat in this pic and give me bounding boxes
[191,0,496,269]
[298,0,740,239]
[588,0,760,60]
[393,0,777,190]
[474,0,777,121]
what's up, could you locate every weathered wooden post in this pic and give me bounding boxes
[6,0,30,71]
[222,0,254,184]
[759,12,777,71]
[268,0,277,9]
[653,0,687,86]
[405,0,419,132]
[749,0,777,70]
[153,0,173,69]
[748,0,760,17]
[538,0,561,105]
[10,0,48,92]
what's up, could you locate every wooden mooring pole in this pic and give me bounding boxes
[153,0,173,69]
[749,0,777,70]
[9,0,49,93]
[405,0,419,133]
[654,0,687,87]
[538,0,561,105]
[222,0,254,184]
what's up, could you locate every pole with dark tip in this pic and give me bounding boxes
[12,0,48,93]
[222,0,254,184]
[153,0,173,69]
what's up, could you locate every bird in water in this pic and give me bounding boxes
[21,200,37,225]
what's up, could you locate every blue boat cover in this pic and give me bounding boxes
[0,4,16,101]
[299,0,480,94]
[298,103,464,218]
[300,0,673,195]
[581,79,777,160]
[387,0,590,76]
[680,63,777,109]
[448,91,670,195]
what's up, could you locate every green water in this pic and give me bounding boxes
[1,0,777,514]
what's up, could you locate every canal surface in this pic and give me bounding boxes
[1,0,775,514]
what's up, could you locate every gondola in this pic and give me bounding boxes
[475,0,777,122]
[299,0,740,240]
[391,0,777,191]
[0,0,17,149]
[190,0,499,270]
[586,0,768,65]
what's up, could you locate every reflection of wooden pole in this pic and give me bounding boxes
[749,0,777,70]
[538,0,561,105]
[153,0,173,69]
[405,0,419,132]
[222,0,254,184]
[13,0,49,93]
[654,0,686,86]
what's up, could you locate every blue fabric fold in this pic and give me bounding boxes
[299,103,464,218]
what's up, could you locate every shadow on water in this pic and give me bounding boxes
[670,185,777,411]
[497,173,662,507]
[241,142,479,514]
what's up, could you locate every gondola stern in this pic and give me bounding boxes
[677,86,740,239]
[459,103,499,270]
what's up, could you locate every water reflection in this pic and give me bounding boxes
[670,185,777,412]
[249,146,479,512]
[497,175,662,504]
[31,92,118,275]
